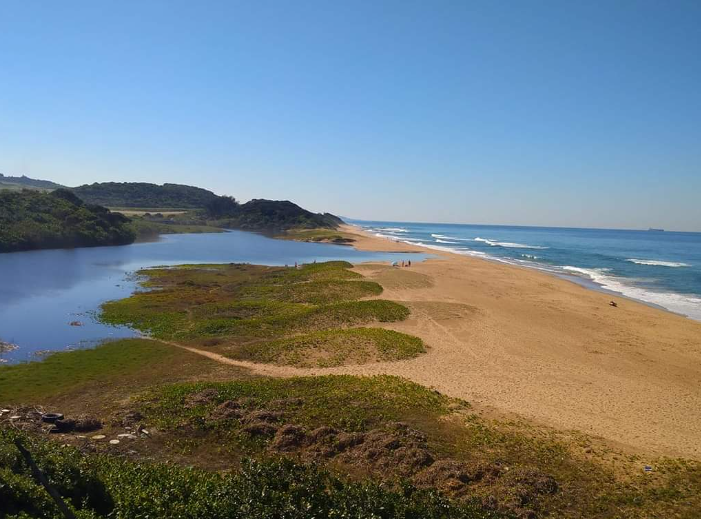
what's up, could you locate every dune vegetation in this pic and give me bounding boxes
[100,261,423,367]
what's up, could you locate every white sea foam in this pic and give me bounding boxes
[521,254,538,260]
[431,234,472,241]
[562,266,701,320]
[474,237,548,249]
[378,227,409,233]
[435,239,459,244]
[626,259,690,268]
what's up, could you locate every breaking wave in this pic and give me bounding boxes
[562,266,701,320]
[626,259,690,268]
[474,237,548,250]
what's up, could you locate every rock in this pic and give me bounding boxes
[74,416,102,432]
[91,435,106,440]
[118,433,137,439]
[54,418,76,432]
[9,416,21,420]
[109,439,120,445]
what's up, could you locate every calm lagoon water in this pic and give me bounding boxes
[0,230,425,364]
[352,220,701,321]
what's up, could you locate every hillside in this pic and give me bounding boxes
[208,198,344,231]
[0,173,65,191]
[71,182,220,209]
[0,189,136,253]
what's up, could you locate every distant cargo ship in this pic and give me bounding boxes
[648,228,665,232]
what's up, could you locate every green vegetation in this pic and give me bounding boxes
[132,375,701,519]
[0,173,64,191]
[0,430,497,519]
[101,261,419,367]
[71,181,220,209]
[69,183,344,234]
[144,375,451,432]
[208,199,343,231]
[280,227,356,244]
[0,339,206,404]
[232,328,425,367]
[0,189,136,253]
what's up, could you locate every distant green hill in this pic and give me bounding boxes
[71,182,220,209]
[0,189,136,253]
[0,173,65,191]
[208,198,344,231]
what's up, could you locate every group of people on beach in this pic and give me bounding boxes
[392,259,411,268]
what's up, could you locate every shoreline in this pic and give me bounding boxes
[337,223,701,460]
[341,223,695,320]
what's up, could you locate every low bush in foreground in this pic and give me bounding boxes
[0,430,500,519]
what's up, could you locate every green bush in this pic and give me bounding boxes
[0,189,135,253]
[0,430,501,519]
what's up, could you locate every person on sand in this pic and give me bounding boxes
[408,260,411,267]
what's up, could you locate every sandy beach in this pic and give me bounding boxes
[324,224,701,460]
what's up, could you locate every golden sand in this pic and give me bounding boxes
[329,224,701,459]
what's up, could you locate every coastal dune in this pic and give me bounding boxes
[327,225,701,459]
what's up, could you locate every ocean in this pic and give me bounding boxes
[349,220,701,321]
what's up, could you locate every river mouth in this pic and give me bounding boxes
[0,231,426,364]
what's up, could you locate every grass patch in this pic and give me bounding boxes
[141,375,453,433]
[100,262,419,369]
[0,339,214,405]
[231,328,425,367]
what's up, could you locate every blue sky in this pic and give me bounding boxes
[1,1,699,231]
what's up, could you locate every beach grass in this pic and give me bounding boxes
[230,328,425,367]
[141,374,453,432]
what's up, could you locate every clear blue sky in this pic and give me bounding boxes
[1,1,699,231]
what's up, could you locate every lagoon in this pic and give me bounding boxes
[0,230,425,363]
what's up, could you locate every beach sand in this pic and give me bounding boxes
[328,224,701,459]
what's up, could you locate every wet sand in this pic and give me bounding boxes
[328,224,701,459]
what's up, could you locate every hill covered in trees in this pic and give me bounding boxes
[71,182,220,209]
[0,189,136,253]
[0,173,65,191]
[205,197,344,231]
